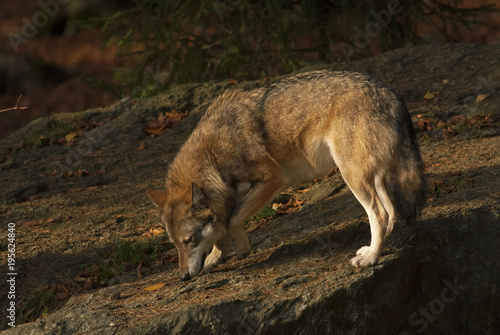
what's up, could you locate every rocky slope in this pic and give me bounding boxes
[1,44,499,334]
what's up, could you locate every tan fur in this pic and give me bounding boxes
[147,70,426,280]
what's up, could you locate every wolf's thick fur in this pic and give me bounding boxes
[147,70,426,280]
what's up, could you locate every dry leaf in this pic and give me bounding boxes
[150,227,165,235]
[144,127,164,135]
[144,282,167,291]
[138,140,147,150]
[46,216,63,223]
[489,192,500,199]
[22,220,43,228]
[423,91,435,100]
[476,94,489,103]
[431,180,445,189]
[246,221,261,233]
[144,111,188,137]
[65,132,77,142]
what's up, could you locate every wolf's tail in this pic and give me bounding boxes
[390,110,427,223]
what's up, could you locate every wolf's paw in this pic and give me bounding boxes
[351,246,378,268]
[355,246,371,257]
[236,244,251,260]
[234,235,251,260]
[203,248,223,273]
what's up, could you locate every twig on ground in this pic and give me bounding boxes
[0,95,28,113]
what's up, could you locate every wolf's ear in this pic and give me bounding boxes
[188,183,208,209]
[146,189,168,209]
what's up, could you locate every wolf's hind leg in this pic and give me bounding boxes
[341,170,389,267]
[203,232,232,273]
[374,174,396,241]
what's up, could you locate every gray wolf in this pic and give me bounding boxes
[147,70,426,280]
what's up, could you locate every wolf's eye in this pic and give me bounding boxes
[182,237,193,245]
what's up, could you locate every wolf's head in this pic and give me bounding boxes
[147,183,224,280]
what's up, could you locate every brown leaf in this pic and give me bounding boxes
[76,169,90,177]
[476,94,489,103]
[138,140,147,150]
[489,192,500,199]
[144,111,188,136]
[431,180,445,189]
[150,227,165,235]
[65,132,77,142]
[144,127,164,135]
[423,91,435,100]
[246,221,260,233]
[418,118,431,131]
[46,216,63,224]
[144,282,166,291]
[22,220,43,228]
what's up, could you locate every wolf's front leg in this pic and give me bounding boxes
[229,176,286,259]
[202,232,232,273]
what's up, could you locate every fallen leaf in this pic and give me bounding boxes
[22,220,43,228]
[46,216,63,223]
[272,198,304,215]
[431,180,445,189]
[246,221,260,233]
[144,111,188,137]
[423,91,435,100]
[489,192,500,199]
[138,140,147,150]
[76,169,90,177]
[165,248,177,257]
[150,227,165,235]
[144,127,164,135]
[476,94,489,103]
[65,132,77,142]
[144,282,167,291]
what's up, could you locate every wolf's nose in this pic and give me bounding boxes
[180,272,191,281]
